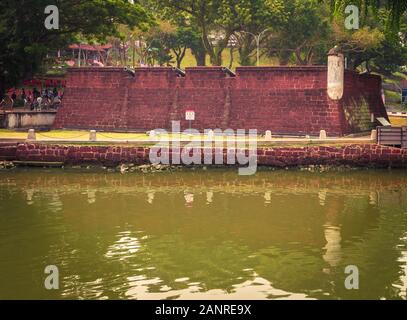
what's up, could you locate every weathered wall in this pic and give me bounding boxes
[1,111,56,129]
[53,66,388,136]
[341,72,388,132]
[2,143,407,168]
[0,143,18,159]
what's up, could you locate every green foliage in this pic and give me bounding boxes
[267,0,331,65]
[1,0,407,93]
[329,0,407,31]
[235,0,287,65]
[0,0,151,98]
[154,0,265,65]
[332,6,407,73]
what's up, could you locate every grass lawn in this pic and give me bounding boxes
[0,128,374,150]
[0,129,262,142]
[126,47,279,70]
[389,116,407,127]
[0,129,148,141]
[180,49,278,70]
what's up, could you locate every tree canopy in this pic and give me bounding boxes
[329,0,407,30]
[0,0,152,98]
[1,0,407,99]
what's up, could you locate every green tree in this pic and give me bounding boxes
[234,0,287,66]
[167,27,202,68]
[329,0,407,31]
[0,0,151,99]
[144,22,175,66]
[156,0,253,66]
[267,0,331,65]
[332,7,407,73]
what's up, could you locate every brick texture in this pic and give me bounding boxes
[53,66,388,136]
[8,143,407,168]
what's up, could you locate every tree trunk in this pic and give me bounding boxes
[278,51,291,65]
[294,49,306,65]
[228,47,234,69]
[175,47,187,69]
[210,50,222,66]
[191,46,206,66]
[238,36,255,66]
[239,47,254,66]
[0,80,5,102]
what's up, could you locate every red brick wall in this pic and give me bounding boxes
[341,71,388,133]
[53,66,387,136]
[7,143,407,168]
[0,143,17,159]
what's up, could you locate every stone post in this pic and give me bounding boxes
[327,47,344,100]
[89,130,97,142]
[207,130,214,140]
[370,129,377,142]
[27,129,36,141]
[319,130,327,139]
[264,130,272,141]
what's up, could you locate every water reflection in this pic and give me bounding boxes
[147,191,155,204]
[206,191,213,204]
[105,231,141,261]
[395,233,407,299]
[323,225,342,270]
[0,169,407,300]
[264,192,271,205]
[87,190,96,204]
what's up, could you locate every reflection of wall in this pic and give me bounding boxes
[1,170,407,299]
[3,169,406,247]
[323,226,342,268]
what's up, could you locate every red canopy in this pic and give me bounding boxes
[68,44,112,52]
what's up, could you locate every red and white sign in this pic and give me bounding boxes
[185,110,195,121]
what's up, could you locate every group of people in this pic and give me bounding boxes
[6,87,63,110]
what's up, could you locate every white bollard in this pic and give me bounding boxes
[319,130,327,140]
[89,130,97,142]
[370,129,377,141]
[27,129,36,141]
[207,130,214,140]
[264,130,272,141]
[149,130,156,140]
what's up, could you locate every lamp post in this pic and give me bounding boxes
[240,28,271,66]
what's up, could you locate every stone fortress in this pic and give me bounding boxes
[53,52,388,136]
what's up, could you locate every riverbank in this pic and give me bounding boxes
[1,142,407,169]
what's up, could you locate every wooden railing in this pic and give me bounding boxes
[377,126,407,148]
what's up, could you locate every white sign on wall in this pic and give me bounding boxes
[185,110,195,121]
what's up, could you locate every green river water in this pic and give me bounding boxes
[0,168,407,300]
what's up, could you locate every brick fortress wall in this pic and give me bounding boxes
[53,66,388,136]
[2,143,407,168]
